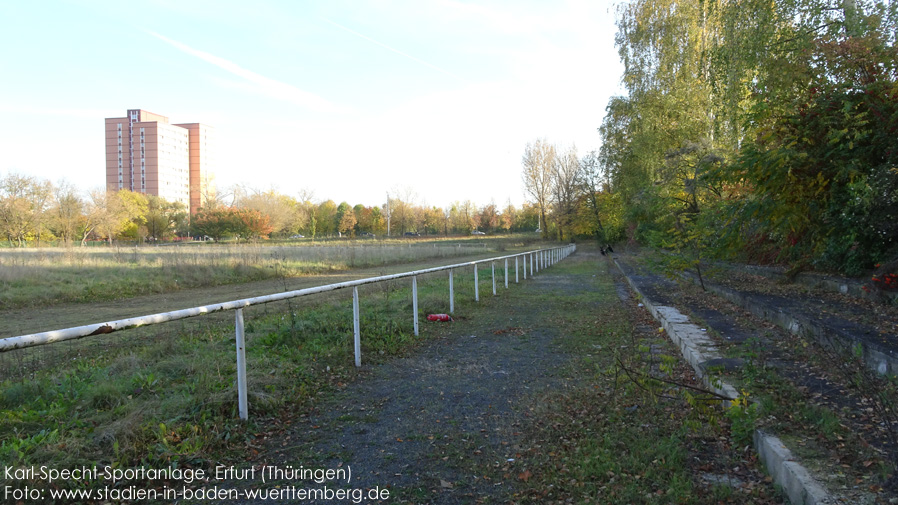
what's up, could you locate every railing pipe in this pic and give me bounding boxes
[0,246,573,354]
[0,245,577,419]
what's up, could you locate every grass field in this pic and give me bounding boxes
[0,236,539,309]
[0,245,535,498]
[0,245,784,503]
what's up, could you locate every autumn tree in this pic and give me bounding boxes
[51,181,84,246]
[233,207,273,240]
[86,189,146,245]
[522,139,555,239]
[338,203,358,237]
[238,189,300,237]
[478,202,499,233]
[316,200,338,237]
[0,173,53,246]
[423,206,444,235]
[551,145,583,241]
[144,195,187,242]
[192,207,233,242]
[500,201,516,232]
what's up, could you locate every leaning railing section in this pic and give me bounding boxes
[1,244,576,419]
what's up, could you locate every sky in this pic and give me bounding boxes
[0,0,625,209]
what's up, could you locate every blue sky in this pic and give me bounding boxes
[0,0,624,208]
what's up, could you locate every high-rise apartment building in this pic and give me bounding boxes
[104,109,213,214]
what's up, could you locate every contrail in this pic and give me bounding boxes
[321,17,467,83]
[145,30,351,114]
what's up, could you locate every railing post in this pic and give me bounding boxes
[474,265,479,301]
[235,308,248,421]
[353,287,361,367]
[504,259,508,289]
[449,269,454,314]
[491,262,496,296]
[412,276,419,336]
[515,256,519,283]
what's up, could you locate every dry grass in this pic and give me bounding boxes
[0,238,524,309]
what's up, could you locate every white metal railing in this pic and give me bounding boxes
[0,244,576,419]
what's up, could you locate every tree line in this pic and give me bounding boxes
[596,0,897,275]
[519,140,625,245]
[0,174,551,245]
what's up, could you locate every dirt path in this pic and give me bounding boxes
[233,253,596,504]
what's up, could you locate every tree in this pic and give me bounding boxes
[335,202,352,236]
[457,200,478,233]
[423,206,444,235]
[233,207,273,240]
[551,145,583,241]
[191,207,272,242]
[0,173,52,246]
[238,189,300,237]
[51,181,84,246]
[522,139,555,239]
[338,205,357,237]
[578,151,607,246]
[370,206,386,235]
[116,190,150,242]
[316,200,337,237]
[191,207,233,242]
[85,189,144,245]
[478,202,499,233]
[602,0,898,274]
[516,203,540,233]
[388,187,417,234]
[144,196,187,242]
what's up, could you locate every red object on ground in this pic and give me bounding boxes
[426,314,453,322]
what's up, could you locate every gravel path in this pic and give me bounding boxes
[236,254,596,504]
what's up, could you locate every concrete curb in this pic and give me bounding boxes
[612,257,833,505]
[754,431,832,505]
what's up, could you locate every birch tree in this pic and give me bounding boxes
[521,139,555,239]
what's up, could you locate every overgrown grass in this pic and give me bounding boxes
[0,261,500,496]
[0,237,538,309]
[503,256,779,504]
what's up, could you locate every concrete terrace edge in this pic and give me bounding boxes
[612,257,833,505]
